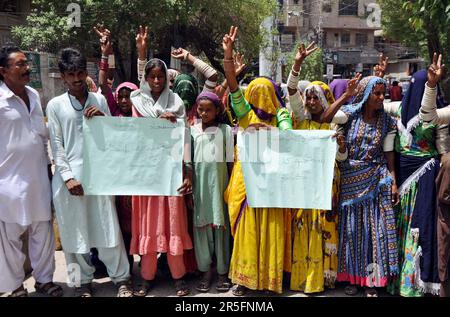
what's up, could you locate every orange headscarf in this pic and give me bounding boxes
[244,78,279,116]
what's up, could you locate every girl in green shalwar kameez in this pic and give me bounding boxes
[191,91,234,293]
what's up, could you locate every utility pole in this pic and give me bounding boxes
[317,1,323,48]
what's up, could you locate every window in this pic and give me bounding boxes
[0,0,18,12]
[339,0,358,16]
[341,33,350,45]
[355,33,368,46]
[322,0,332,13]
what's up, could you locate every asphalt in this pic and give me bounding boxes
[1,250,397,298]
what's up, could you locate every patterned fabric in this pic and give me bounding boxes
[224,82,289,293]
[244,78,280,116]
[395,107,438,158]
[310,81,335,105]
[390,71,442,296]
[173,74,199,112]
[337,76,399,287]
[399,229,422,296]
[290,120,340,293]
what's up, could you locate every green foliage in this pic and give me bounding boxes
[378,0,450,65]
[11,0,277,81]
[284,45,324,82]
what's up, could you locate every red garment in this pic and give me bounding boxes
[390,86,403,101]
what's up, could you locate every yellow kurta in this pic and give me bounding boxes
[224,110,291,294]
[290,120,339,293]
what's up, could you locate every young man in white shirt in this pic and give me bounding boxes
[47,48,132,297]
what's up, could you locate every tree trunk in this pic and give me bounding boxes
[425,20,442,61]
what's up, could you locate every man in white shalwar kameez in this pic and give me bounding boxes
[0,45,63,297]
[46,48,132,297]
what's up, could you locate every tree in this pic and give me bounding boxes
[12,0,277,82]
[378,0,450,65]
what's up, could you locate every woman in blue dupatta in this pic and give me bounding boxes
[337,76,399,297]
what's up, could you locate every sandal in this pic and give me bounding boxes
[232,285,247,296]
[196,271,211,293]
[344,285,358,296]
[34,282,63,297]
[133,280,153,297]
[117,281,134,298]
[364,288,378,297]
[174,279,190,297]
[134,279,153,297]
[216,274,232,292]
[74,284,93,298]
[8,286,28,297]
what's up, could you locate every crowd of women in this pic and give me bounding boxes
[1,23,449,298]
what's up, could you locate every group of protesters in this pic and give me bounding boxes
[0,24,449,298]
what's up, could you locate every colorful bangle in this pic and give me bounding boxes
[99,60,109,71]
[276,108,293,131]
[291,67,300,76]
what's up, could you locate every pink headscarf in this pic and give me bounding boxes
[115,82,138,101]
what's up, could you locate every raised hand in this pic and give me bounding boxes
[100,35,113,56]
[222,26,238,59]
[93,25,112,55]
[295,42,318,63]
[234,52,247,76]
[171,47,189,61]
[135,25,149,52]
[428,52,445,87]
[373,54,389,78]
[93,25,111,40]
[344,73,362,97]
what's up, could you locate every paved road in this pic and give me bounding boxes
[2,251,396,298]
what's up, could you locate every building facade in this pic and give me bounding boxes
[278,0,422,80]
[0,0,30,46]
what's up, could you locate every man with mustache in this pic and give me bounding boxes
[46,48,133,297]
[0,45,63,297]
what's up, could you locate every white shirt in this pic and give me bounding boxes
[0,82,51,225]
[46,92,121,253]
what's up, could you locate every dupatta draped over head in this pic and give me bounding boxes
[173,74,199,112]
[245,77,281,121]
[338,76,399,278]
[303,81,334,119]
[114,82,138,101]
[131,58,185,118]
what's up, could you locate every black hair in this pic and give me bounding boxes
[197,96,227,124]
[117,87,132,95]
[144,59,167,80]
[0,45,22,81]
[392,81,399,86]
[58,47,87,73]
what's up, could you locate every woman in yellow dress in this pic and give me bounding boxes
[286,43,360,293]
[222,26,293,296]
